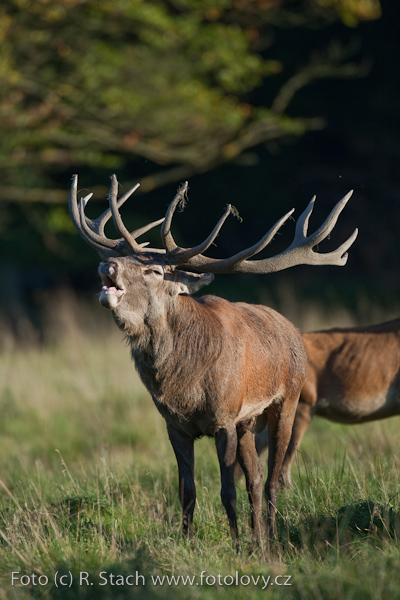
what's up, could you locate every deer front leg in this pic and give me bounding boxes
[236,422,264,543]
[167,424,196,537]
[215,427,238,545]
[265,396,298,539]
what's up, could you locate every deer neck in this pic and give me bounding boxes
[127,293,192,370]
[127,294,222,413]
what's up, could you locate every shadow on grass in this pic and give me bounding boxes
[52,493,113,541]
[280,500,400,553]
[14,551,200,600]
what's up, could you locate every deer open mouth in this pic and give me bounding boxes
[99,272,125,309]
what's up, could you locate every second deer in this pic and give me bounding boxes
[252,319,400,487]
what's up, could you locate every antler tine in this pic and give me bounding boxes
[168,204,234,264]
[69,175,85,239]
[161,182,189,254]
[316,226,359,266]
[293,196,315,239]
[88,184,141,238]
[69,175,112,255]
[90,181,164,248]
[78,195,165,255]
[160,181,237,263]
[131,218,165,241]
[70,174,128,257]
[69,175,114,250]
[292,190,354,249]
[218,208,296,268]
[109,175,143,253]
[70,174,166,257]
[282,190,357,267]
[107,176,166,253]
[78,194,117,250]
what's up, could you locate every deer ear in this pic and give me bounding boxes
[171,271,214,295]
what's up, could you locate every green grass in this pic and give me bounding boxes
[1,326,400,599]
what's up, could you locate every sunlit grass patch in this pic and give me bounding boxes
[1,328,400,599]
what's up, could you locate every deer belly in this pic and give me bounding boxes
[234,397,277,424]
[314,385,400,424]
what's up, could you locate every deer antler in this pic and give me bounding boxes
[69,174,357,272]
[69,174,164,258]
[171,191,358,274]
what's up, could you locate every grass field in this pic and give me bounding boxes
[1,315,400,599]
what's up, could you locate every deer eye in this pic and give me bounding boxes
[142,266,163,277]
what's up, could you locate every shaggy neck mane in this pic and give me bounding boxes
[127,294,224,404]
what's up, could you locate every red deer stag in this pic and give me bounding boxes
[69,174,357,544]
[253,319,400,487]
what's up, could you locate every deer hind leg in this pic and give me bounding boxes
[215,427,238,545]
[265,395,299,539]
[280,400,314,488]
[234,422,268,481]
[236,422,264,542]
[250,398,314,488]
[167,424,196,537]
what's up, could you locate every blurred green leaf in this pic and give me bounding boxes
[0,0,369,199]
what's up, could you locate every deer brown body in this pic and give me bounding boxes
[102,255,306,539]
[254,319,400,487]
[69,174,357,543]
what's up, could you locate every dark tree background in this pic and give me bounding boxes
[0,0,398,342]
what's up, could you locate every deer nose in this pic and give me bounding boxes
[99,261,118,277]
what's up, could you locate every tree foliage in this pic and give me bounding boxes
[314,0,381,26]
[0,0,379,199]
